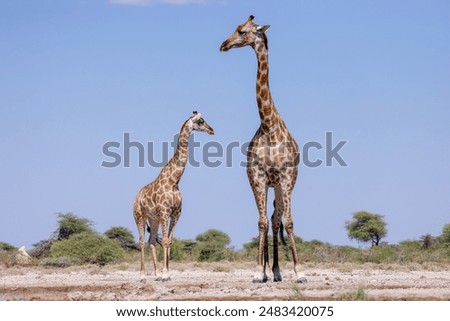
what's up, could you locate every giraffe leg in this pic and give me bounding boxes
[160,217,171,282]
[133,206,147,280]
[165,206,181,279]
[138,224,146,280]
[263,229,270,279]
[282,187,307,283]
[272,190,283,282]
[250,181,268,283]
[147,221,160,280]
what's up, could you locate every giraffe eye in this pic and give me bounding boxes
[238,30,246,36]
[198,119,204,125]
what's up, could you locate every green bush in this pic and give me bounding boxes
[440,224,450,256]
[50,232,125,265]
[0,242,16,252]
[367,244,398,264]
[195,229,231,262]
[39,257,72,268]
[196,242,227,262]
[0,242,17,267]
[333,246,366,263]
[441,224,450,244]
[156,238,190,261]
[104,226,137,250]
[298,240,333,263]
[337,285,368,301]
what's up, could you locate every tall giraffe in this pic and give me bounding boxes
[133,111,214,281]
[220,16,306,283]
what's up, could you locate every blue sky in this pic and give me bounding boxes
[1,0,449,251]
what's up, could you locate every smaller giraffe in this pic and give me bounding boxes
[133,111,214,281]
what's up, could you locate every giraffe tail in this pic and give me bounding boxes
[279,221,287,246]
[273,200,287,246]
[146,223,162,246]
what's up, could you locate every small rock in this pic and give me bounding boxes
[15,246,32,264]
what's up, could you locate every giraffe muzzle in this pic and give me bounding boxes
[220,41,230,52]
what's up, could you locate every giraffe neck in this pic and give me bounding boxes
[161,119,192,184]
[254,41,281,133]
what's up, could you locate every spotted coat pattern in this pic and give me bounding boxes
[133,112,214,280]
[221,16,306,283]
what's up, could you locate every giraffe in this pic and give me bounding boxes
[220,16,306,283]
[133,111,214,281]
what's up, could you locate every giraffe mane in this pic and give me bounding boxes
[261,32,268,50]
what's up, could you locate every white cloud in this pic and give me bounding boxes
[110,0,209,6]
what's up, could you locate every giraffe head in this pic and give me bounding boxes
[220,15,270,52]
[189,111,214,135]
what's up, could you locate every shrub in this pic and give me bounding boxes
[104,226,138,250]
[367,244,398,264]
[50,232,125,265]
[440,224,450,256]
[39,257,72,268]
[298,240,333,263]
[29,239,54,259]
[0,242,17,268]
[334,246,366,263]
[0,242,16,252]
[337,285,368,301]
[196,229,231,245]
[441,224,450,244]
[156,238,190,261]
[195,229,231,262]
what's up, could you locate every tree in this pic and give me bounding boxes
[55,212,94,240]
[345,211,387,247]
[195,229,231,262]
[420,234,433,250]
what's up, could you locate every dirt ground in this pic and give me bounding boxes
[1,262,449,301]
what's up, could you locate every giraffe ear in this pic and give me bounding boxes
[257,25,270,33]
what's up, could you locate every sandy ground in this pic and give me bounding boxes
[0,263,449,301]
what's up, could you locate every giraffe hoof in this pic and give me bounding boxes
[296,277,308,284]
[160,272,171,282]
[273,270,282,282]
[253,275,268,283]
[273,275,283,282]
